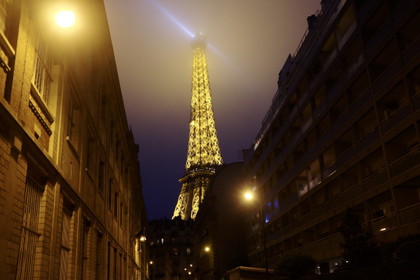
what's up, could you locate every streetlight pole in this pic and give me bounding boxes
[244,190,269,280]
[260,203,269,280]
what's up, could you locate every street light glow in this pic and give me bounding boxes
[244,191,254,201]
[55,10,75,28]
[204,246,210,252]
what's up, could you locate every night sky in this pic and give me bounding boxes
[103,0,321,220]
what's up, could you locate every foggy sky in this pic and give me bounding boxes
[103,0,321,220]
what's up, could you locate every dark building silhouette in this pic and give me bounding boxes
[193,162,250,279]
[0,0,148,279]
[148,218,194,280]
[244,0,420,272]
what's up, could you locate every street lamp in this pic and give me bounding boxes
[55,10,75,28]
[244,191,254,201]
[204,246,211,253]
[243,189,269,280]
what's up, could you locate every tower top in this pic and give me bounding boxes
[192,33,206,49]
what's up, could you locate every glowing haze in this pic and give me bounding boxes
[104,0,321,220]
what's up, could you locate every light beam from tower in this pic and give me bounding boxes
[172,34,223,220]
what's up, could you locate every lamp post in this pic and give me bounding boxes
[149,261,154,280]
[243,190,269,280]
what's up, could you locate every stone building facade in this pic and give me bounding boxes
[244,0,420,272]
[0,0,148,279]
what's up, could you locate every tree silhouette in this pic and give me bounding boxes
[339,208,380,268]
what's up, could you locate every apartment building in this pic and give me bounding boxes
[148,218,194,280]
[244,0,420,271]
[0,0,148,279]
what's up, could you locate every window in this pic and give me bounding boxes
[113,248,117,280]
[98,160,105,194]
[107,242,111,280]
[0,0,9,33]
[95,231,103,280]
[80,220,90,280]
[67,92,81,150]
[60,201,73,280]
[120,202,123,225]
[124,167,128,190]
[16,172,43,280]
[114,192,118,219]
[108,179,112,209]
[120,154,124,172]
[32,33,53,104]
[86,132,95,173]
[0,0,14,40]
[115,139,120,163]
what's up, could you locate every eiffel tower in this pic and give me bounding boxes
[172,34,223,220]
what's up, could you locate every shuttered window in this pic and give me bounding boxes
[32,34,53,104]
[16,173,43,280]
[60,205,72,280]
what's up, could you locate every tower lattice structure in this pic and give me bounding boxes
[172,35,223,220]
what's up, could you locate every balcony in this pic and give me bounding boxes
[364,20,393,58]
[413,94,420,110]
[347,54,364,77]
[349,89,371,118]
[361,167,388,191]
[399,203,420,226]
[380,104,412,136]
[326,79,345,106]
[302,236,332,254]
[276,169,388,238]
[336,144,355,169]
[370,214,398,234]
[393,0,417,27]
[372,59,402,94]
[388,147,420,178]
[357,0,378,24]
[401,37,420,66]
[301,116,313,135]
[355,127,380,152]
[338,21,357,50]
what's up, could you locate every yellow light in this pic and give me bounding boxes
[244,191,254,201]
[379,227,387,232]
[188,272,192,275]
[149,261,153,265]
[204,246,210,252]
[140,236,147,242]
[56,10,75,28]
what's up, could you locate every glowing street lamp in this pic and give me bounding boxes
[244,191,254,201]
[204,246,211,253]
[242,188,269,280]
[55,10,75,28]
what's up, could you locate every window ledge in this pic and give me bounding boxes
[30,83,54,123]
[29,96,53,136]
[0,30,15,57]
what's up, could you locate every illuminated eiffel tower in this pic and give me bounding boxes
[172,34,223,220]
